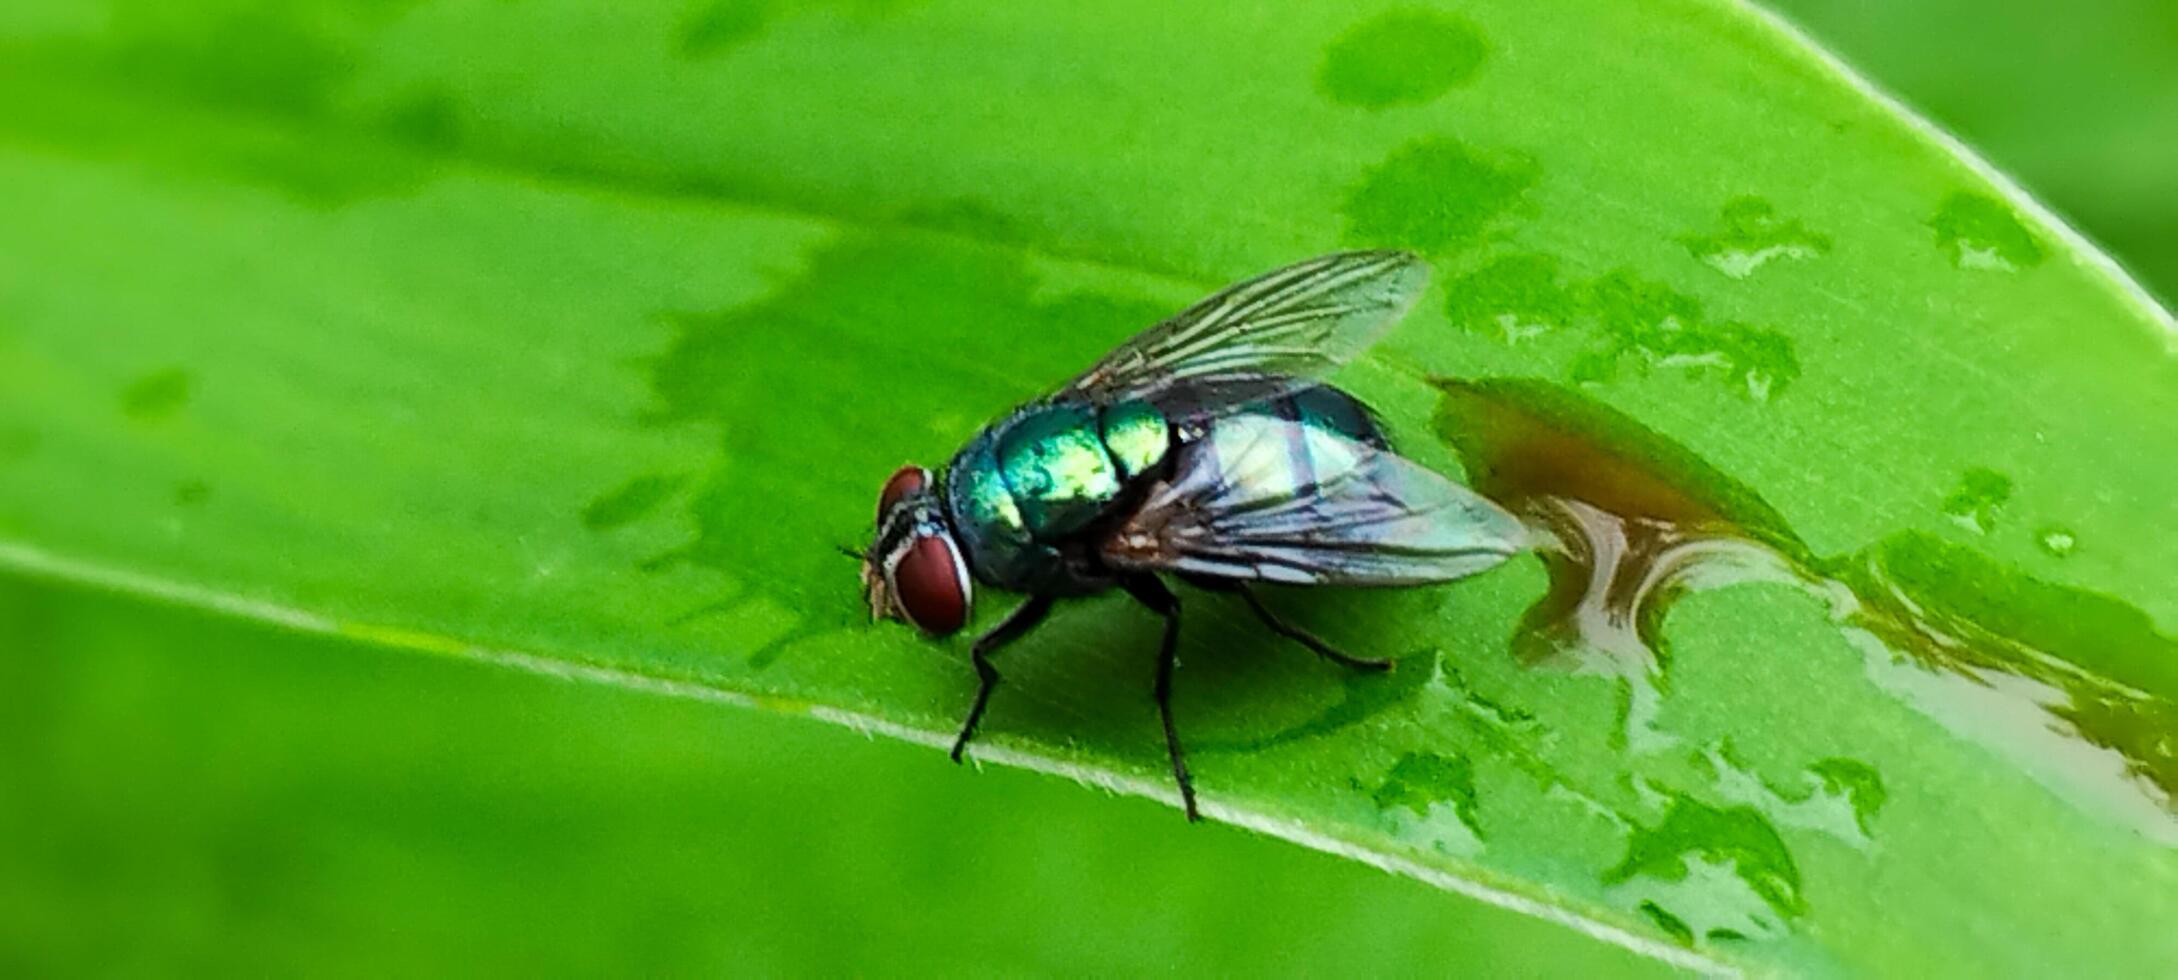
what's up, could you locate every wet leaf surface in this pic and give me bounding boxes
[1,1,2174,973]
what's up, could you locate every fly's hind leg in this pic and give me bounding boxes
[1233,583,1393,672]
[1122,574,1198,822]
[951,594,1054,763]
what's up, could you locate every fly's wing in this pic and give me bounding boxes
[1059,251,1428,417]
[1102,415,1526,585]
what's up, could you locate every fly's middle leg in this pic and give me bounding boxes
[1122,574,1198,822]
[1234,583,1393,672]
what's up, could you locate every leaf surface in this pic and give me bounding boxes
[2,1,2174,972]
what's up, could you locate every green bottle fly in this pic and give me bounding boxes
[856,251,1525,821]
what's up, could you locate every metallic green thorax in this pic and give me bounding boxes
[996,403,1123,536]
[944,398,1169,594]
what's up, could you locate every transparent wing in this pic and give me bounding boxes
[1060,251,1429,415]
[1102,415,1526,585]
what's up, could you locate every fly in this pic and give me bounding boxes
[857,251,1526,821]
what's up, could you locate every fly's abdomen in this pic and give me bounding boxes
[1249,384,1389,449]
[1098,399,1171,479]
[1188,385,1390,505]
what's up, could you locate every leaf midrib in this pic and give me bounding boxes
[0,536,1737,976]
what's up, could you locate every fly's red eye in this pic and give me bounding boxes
[888,533,970,635]
[877,465,931,525]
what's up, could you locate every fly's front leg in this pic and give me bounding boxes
[950,594,1054,763]
[1122,574,1198,822]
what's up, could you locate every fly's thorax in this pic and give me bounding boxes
[993,402,1122,537]
[940,400,1172,596]
[943,425,1053,593]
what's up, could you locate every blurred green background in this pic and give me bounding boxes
[2,1,2171,975]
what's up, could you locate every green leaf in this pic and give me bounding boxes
[1,1,2173,973]
[0,574,1669,976]
[1769,0,2178,299]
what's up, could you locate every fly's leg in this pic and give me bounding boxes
[1123,575,1198,822]
[951,594,1055,763]
[1235,583,1393,672]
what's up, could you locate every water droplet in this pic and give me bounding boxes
[1436,378,1806,753]
[1807,758,1887,837]
[1317,10,1488,109]
[1363,749,1485,854]
[1602,791,1805,935]
[1444,253,1580,344]
[1431,378,2178,841]
[891,200,1033,246]
[1830,533,2178,840]
[1433,378,1805,545]
[1342,137,1536,255]
[2037,525,2078,558]
[1679,197,1831,280]
[582,473,690,532]
[1701,744,1882,848]
[120,368,191,422]
[1443,256,1800,401]
[1939,466,2013,535]
[1370,750,1481,826]
[677,0,769,58]
[1582,272,1799,401]
[1930,192,2045,271]
[377,89,463,151]
[172,480,211,507]
[676,0,927,59]
[1636,901,1696,946]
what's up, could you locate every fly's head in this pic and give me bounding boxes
[861,465,973,636]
